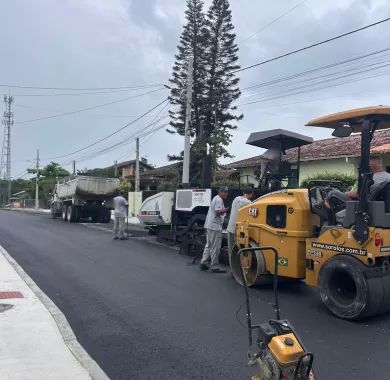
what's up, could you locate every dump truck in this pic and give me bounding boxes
[50,175,120,223]
[231,106,390,320]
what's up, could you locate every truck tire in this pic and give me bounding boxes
[103,211,111,224]
[318,255,390,320]
[67,206,75,223]
[74,207,81,223]
[62,205,68,221]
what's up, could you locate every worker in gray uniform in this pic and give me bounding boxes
[226,187,255,261]
[113,190,128,240]
[200,187,229,273]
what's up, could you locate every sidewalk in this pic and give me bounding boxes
[0,246,109,380]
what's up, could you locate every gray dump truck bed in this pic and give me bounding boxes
[52,176,120,223]
[56,176,120,199]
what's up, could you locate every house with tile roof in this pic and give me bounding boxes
[226,129,390,186]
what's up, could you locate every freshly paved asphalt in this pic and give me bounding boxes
[1,210,390,380]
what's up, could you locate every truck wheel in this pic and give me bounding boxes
[319,255,370,320]
[67,206,75,223]
[74,207,81,223]
[62,206,68,221]
[103,211,111,224]
[230,241,272,287]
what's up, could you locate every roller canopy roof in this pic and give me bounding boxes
[306,106,390,131]
[246,129,313,150]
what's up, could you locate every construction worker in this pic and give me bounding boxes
[324,156,390,223]
[331,156,390,202]
[227,188,255,259]
[200,186,229,273]
[113,190,128,240]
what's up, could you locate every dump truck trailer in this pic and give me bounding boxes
[51,175,120,223]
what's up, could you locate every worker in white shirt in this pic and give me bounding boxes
[226,188,255,263]
[113,190,128,240]
[200,186,229,273]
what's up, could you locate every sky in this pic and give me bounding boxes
[1,0,390,178]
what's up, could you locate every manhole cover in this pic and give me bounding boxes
[0,304,13,313]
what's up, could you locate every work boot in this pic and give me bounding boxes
[119,236,128,240]
[211,268,226,274]
[113,236,119,240]
[200,263,209,271]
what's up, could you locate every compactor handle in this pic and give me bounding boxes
[237,246,280,320]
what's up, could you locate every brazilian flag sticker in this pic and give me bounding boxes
[278,257,288,267]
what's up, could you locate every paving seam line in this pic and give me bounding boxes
[81,224,180,251]
[0,245,110,380]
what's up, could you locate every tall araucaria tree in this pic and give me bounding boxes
[168,0,242,185]
[204,0,242,160]
[168,0,208,155]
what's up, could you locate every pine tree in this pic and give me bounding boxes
[168,0,208,157]
[204,0,242,159]
[168,0,241,185]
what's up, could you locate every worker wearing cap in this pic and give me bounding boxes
[200,186,229,273]
[227,188,255,260]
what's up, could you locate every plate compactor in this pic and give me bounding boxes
[231,106,390,320]
[237,246,315,380]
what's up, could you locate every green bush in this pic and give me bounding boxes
[119,180,132,193]
[300,172,356,189]
[211,179,241,189]
[157,178,179,192]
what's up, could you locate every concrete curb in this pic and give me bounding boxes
[0,245,110,380]
[1,208,50,216]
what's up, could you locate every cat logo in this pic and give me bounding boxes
[248,207,258,217]
[278,257,288,266]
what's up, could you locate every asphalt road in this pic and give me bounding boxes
[1,210,390,380]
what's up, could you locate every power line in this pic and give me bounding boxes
[56,113,169,166]
[12,170,29,180]
[234,16,390,74]
[12,88,149,97]
[43,97,169,161]
[240,56,390,102]
[60,118,169,166]
[239,0,308,44]
[239,67,390,107]
[0,83,164,91]
[114,101,171,162]
[14,102,159,119]
[241,47,390,92]
[63,114,170,165]
[15,87,166,125]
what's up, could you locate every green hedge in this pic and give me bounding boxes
[300,172,356,189]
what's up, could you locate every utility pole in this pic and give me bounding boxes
[35,149,40,209]
[135,137,140,192]
[182,55,193,187]
[72,160,76,175]
[1,95,14,204]
[114,160,118,177]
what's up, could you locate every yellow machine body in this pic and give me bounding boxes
[235,189,389,287]
[233,107,390,320]
[236,189,314,281]
[305,226,388,286]
[268,333,305,366]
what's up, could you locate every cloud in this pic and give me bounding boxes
[1,0,389,177]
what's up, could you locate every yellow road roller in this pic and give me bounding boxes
[231,106,390,320]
